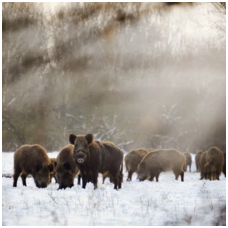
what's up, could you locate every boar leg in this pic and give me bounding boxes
[87,171,93,183]
[82,178,87,189]
[204,172,207,179]
[173,169,180,180]
[92,170,99,190]
[102,171,109,184]
[155,173,160,182]
[77,174,81,185]
[175,174,179,180]
[21,173,28,186]
[113,175,118,190]
[150,173,155,181]
[118,172,122,189]
[110,167,120,190]
[118,179,121,189]
[126,171,133,182]
[208,170,212,180]
[200,171,204,180]
[54,175,58,183]
[111,172,118,190]
[81,171,88,189]
[102,176,105,184]
[180,171,184,182]
[149,176,154,181]
[216,171,220,180]
[13,166,22,187]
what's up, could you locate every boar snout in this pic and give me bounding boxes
[58,183,74,190]
[75,152,87,164]
[37,182,47,188]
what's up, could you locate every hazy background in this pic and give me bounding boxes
[2,2,226,153]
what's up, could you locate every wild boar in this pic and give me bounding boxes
[13,144,53,188]
[55,144,79,189]
[183,152,192,172]
[69,133,123,190]
[195,150,203,172]
[124,149,148,181]
[205,147,224,180]
[137,149,186,182]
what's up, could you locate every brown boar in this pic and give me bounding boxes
[137,149,186,182]
[49,158,57,183]
[205,147,224,180]
[13,144,53,188]
[124,149,148,181]
[195,150,203,172]
[55,144,79,189]
[183,152,192,172]
[69,133,123,190]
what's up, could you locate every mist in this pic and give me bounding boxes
[2,2,226,152]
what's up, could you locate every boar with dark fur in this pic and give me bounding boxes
[55,144,79,189]
[69,133,123,190]
[13,144,53,188]
[137,149,186,182]
[125,149,148,181]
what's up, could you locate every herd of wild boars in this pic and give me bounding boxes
[12,134,226,190]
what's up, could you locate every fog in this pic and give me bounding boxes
[2,3,226,152]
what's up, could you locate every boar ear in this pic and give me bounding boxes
[85,134,93,145]
[48,163,54,172]
[69,133,77,145]
[36,164,42,172]
[63,162,70,171]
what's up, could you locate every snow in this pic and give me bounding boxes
[2,152,226,226]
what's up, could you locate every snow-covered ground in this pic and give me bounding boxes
[2,152,226,226]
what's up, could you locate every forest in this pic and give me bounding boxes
[2,2,226,153]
